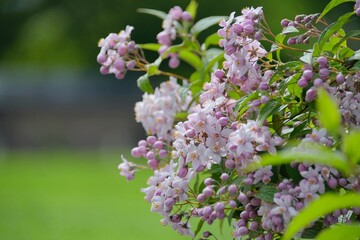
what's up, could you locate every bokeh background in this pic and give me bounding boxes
[0,0,357,239]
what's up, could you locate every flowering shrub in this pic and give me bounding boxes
[98,0,360,239]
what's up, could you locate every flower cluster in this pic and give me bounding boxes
[281,13,320,45]
[98,1,360,239]
[134,77,192,140]
[97,25,136,79]
[156,6,192,68]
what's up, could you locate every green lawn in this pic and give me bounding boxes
[0,150,232,240]
[0,150,187,240]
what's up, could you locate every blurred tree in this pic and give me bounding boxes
[1,0,355,70]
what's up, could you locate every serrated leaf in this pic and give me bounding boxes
[342,131,360,166]
[185,0,198,19]
[255,184,277,202]
[137,74,153,93]
[318,12,354,51]
[283,193,360,240]
[138,43,161,51]
[316,223,360,240]
[317,88,341,135]
[137,8,167,20]
[282,26,299,34]
[318,0,356,21]
[191,16,227,35]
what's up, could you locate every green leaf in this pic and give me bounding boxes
[333,30,360,51]
[191,16,227,35]
[272,33,286,61]
[342,131,360,166]
[350,60,360,70]
[204,32,221,48]
[164,44,202,70]
[194,219,205,238]
[323,29,347,53]
[275,33,286,44]
[203,49,224,74]
[260,143,348,175]
[282,26,299,34]
[316,224,360,240]
[138,43,161,51]
[283,73,302,97]
[318,0,356,21]
[175,111,189,122]
[178,50,202,70]
[283,193,360,240]
[257,100,284,123]
[255,184,277,202]
[234,91,259,114]
[316,88,341,135]
[301,221,324,239]
[338,47,355,59]
[147,64,159,76]
[137,74,153,93]
[185,0,198,19]
[137,8,167,20]
[318,12,354,51]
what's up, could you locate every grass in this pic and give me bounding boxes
[0,150,189,240]
[0,150,232,240]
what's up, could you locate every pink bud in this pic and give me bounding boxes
[158,149,168,159]
[169,55,180,69]
[100,66,109,75]
[181,11,192,21]
[97,54,107,64]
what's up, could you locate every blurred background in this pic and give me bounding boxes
[0,0,357,239]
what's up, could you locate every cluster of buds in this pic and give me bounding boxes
[156,6,192,68]
[97,25,136,79]
[281,13,321,45]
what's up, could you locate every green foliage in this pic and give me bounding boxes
[318,12,354,51]
[316,224,360,240]
[283,193,360,240]
[342,131,360,166]
[318,0,356,21]
[137,74,153,93]
[137,8,168,19]
[316,88,341,136]
[260,143,349,175]
[191,16,227,35]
